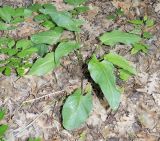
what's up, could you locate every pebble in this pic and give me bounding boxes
[155,3,160,12]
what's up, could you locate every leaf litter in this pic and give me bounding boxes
[0,0,160,140]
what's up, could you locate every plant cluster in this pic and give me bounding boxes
[0,109,8,141]
[0,0,154,135]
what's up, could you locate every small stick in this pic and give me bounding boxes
[22,90,65,104]
[14,103,54,137]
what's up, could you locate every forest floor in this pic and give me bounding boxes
[0,0,160,141]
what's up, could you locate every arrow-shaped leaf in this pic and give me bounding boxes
[40,7,83,32]
[55,41,80,64]
[62,84,93,130]
[104,52,136,74]
[31,27,63,45]
[28,52,56,76]
[88,55,120,110]
[99,30,141,46]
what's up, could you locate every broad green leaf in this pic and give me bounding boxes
[40,7,83,32]
[0,37,9,46]
[88,55,120,110]
[11,17,24,24]
[129,19,143,25]
[0,67,5,73]
[0,6,14,23]
[104,52,136,74]
[4,67,11,76]
[23,9,32,17]
[131,43,148,54]
[0,110,5,120]
[64,0,87,5]
[99,30,141,46]
[0,22,11,30]
[28,52,55,76]
[41,20,55,29]
[7,39,15,48]
[62,85,93,130]
[119,69,132,81]
[0,125,8,137]
[50,11,83,32]
[34,44,49,57]
[14,8,25,17]
[16,39,33,49]
[31,27,63,45]
[0,48,18,56]
[17,47,38,58]
[55,41,80,64]
[7,49,18,56]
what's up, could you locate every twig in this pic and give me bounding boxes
[22,90,65,104]
[14,103,54,137]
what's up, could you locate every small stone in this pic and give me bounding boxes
[155,3,160,12]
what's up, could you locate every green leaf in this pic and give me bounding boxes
[0,48,18,56]
[11,17,24,24]
[40,7,83,32]
[31,27,63,45]
[51,11,84,32]
[0,6,14,23]
[0,22,12,30]
[119,69,132,81]
[4,67,11,76]
[64,0,87,6]
[23,9,32,17]
[0,67,5,73]
[104,52,136,74]
[14,8,25,17]
[55,41,80,64]
[99,30,141,46]
[41,20,55,29]
[0,110,5,120]
[62,85,93,130]
[145,19,154,27]
[143,32,152,39]
[7,39,15,48]
[17,47,38,58]
[7,49,18,56]
[34,44,49,57]
[16,39,33,49]
[129,19,143,25]
[0,125,8,137]
[28,52,56,76]
[131,43,149,54]
[16,67,25,76]
[88,55,120,110]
